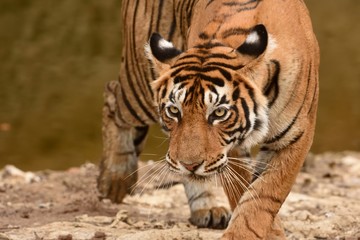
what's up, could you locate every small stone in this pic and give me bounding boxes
[38,202,52,209]
[57,234,72,240]
[91,231,106,240]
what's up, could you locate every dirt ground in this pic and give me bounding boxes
[0,152,359,240]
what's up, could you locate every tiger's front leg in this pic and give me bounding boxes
[221,131,314,240]
[184,180,231,229]
[184,147,250,229]
[97,81,148,203]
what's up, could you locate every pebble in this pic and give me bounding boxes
[1,165,40,183]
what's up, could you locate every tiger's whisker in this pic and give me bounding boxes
[226,165,260,208]
[228,160,255,175]
[137,163,168,197]
[221,169,238,205]
[155,165,171,191]
[146,166,171,221]
[228,157,277,171]
[128,159,165,187]
[157,137,170,148]
[130,161,166,195]
[125,159,165,180]
[225,168,244,203]
[228,161,267,183]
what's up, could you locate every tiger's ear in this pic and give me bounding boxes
[145,33,182,75]
[237,24,268,57]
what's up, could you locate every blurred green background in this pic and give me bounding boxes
[0,0,359,171]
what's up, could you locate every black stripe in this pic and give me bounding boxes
[171,65,232,80]
[198,73,225,86]
[225,107,239,129]
[307,67,318,115]
[218,68,232,81]
[223,0,258,7]
[264,60,280,108]
[253,119,262,131]
[223,123,246,137]
[155,0,165,32]
[120,87,146,125]
[225,0,262,13]
[147,2,155,41]
[174,73,225,87]
[106,83,129,125]
[172,58,201,67]
[167,7,177,41]
[174,75,192,84]
[307,79,318,115]
[223,112,247,136]
[178,82,188,90]
[265,110,300,144]
[266,60,313,144]
[124,50,157,123]
[241,97,251,131]
[288,131,304,146]
[131,0,155,102]
[144,1,148,15]
[232,88,240,101]
[222,27,250,39]
[194,41,224,49]
[243,83,257,114]
[277,60,310,116]
[204,62,244,71]
[186,0,197,28]
[160,85,167,99]
[199,32,210,40]
[207,84,218,94]
[220,135,237,145]
[177,0,187,36]
[219,95,229,104]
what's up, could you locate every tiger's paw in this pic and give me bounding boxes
[97,157,138,203]
[190,206,231,229]
[97,168,137,204]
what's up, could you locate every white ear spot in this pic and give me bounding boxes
[245,31,260,44]
[159,38,175,49]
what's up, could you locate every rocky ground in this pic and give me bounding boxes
[0,152,359,240]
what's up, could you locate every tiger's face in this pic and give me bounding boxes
[147,26,269,180]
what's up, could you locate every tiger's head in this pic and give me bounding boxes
[146,25,269,180]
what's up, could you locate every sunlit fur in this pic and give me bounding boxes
[98,0,319,239]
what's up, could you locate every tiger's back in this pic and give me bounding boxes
[98,0,319,239]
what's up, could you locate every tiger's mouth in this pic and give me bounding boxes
[166,153,228,180]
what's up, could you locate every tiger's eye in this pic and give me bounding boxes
[168,105,179,115]
[214,108,227,117]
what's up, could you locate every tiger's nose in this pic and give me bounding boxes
[179,161,203,172]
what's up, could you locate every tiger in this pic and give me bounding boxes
[97,0,319,239]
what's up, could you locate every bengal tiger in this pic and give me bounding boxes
[97,0,319,239]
